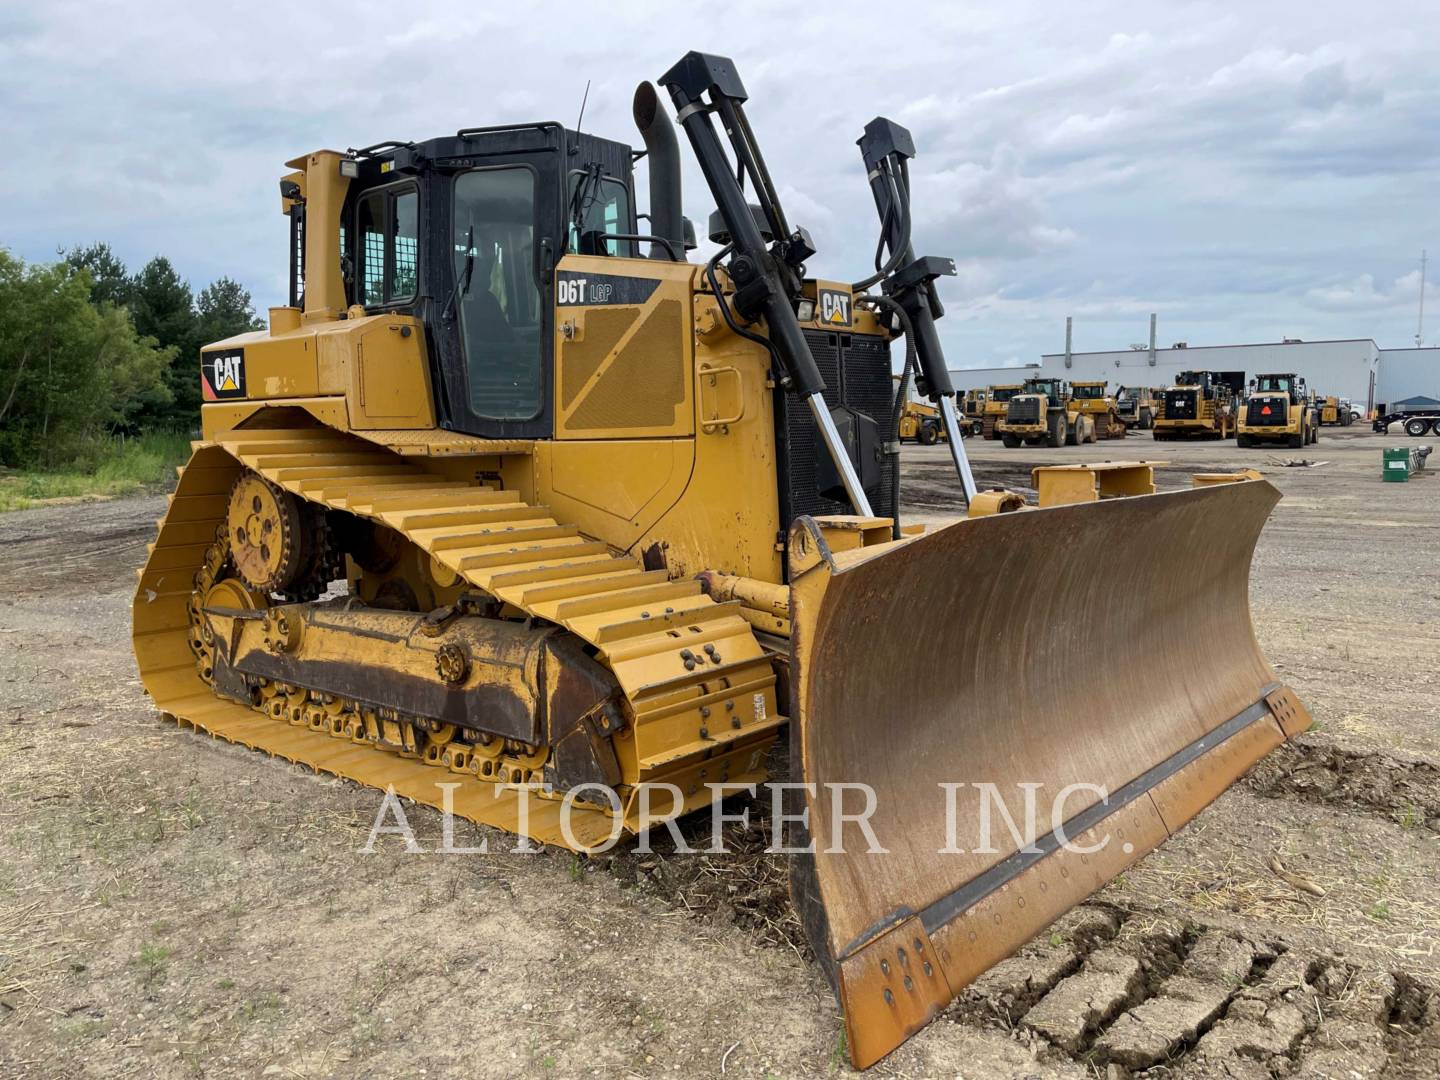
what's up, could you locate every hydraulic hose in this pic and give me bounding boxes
[859,293,918,539]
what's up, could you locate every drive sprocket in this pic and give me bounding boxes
[227,473,309,593]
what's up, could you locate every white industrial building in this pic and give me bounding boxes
[951,337,1440,414]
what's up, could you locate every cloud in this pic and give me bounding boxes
[1,0,1436,373]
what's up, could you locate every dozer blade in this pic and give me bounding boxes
[785,479,1311,1069]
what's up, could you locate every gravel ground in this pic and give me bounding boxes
[1,424,1437,1079]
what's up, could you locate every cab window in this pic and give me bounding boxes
[567,171,634,256]
[356,186,418,306]
[453,166,542,421]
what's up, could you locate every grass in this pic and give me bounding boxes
[0,430,191,511]
[135,941,173,986]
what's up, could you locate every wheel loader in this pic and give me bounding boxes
[1069,380,1127,439]
[981,382,1021,439]
[1153,369,1243,441]
[132,51,1309,1070]
[1238,372,1318,448]
[898,398,945,444]
[996,377,1096,447]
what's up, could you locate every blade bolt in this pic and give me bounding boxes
[700,706,711,718]
[699,727,709,739]
[683,658,696,671]
[704,643,718,657]
[731,717,741,729]
[680,648,695,660]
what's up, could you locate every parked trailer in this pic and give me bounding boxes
[1374,410,1440,438]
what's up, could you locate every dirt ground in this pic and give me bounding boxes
[2,425,1437,1079]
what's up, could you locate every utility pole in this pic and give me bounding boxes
[1417,250,1427,348]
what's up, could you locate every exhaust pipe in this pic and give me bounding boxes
[632,81,684,261]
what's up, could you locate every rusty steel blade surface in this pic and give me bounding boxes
[785,480,1310,1068]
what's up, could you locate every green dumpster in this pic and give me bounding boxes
[1383,447,1412,482]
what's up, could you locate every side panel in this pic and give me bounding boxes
[552,254,697,440]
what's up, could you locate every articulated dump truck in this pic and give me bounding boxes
[132,52,1309,1069]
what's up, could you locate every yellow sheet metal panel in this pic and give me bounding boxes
[347,317,435,428]
[554,255,697,440]
[200,397,350,439]
[537,439,692,551]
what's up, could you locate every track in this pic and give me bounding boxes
[132,427,782,849]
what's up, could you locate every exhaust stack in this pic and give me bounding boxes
[632,81,684,261]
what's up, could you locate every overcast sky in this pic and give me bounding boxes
[4,1,1437,368]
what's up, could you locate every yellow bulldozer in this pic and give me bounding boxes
[1238,372,1319,448]
[996,377,1096,447]
[981,382,1021,439]
[1115,385,1160,430]
[132,52,1307,1070]
[1069,380,1128,439]
[1153,369,1243,441]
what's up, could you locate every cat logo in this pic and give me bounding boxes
[202,349,246,400]
[818,287,851,327]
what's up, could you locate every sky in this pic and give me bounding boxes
[3,1,1437,369]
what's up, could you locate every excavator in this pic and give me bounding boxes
[131,52,1309,1069]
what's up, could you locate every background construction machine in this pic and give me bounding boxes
[1069,380,1128,439]
[1316,395,1354,426]
[1239,372,1319,448]
[997,377,1096,447]
[130,51,1306,1070]
[898,398,946,444]
[981,382,1021,439]
[962,387,986,428]
[1154,370,1244,441]
[1116,385,1160,430]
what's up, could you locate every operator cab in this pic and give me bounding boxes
[1070,382,1107,400]
[1023,378,1065,399]
[1253,373,1302,405]
[297,126,644,440]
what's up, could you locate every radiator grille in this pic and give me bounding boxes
[1007,398,1042,424]
[1163,390,1198,421]
[560,300,685,433]
[780,330,896,525]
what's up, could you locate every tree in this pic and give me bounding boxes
[65,242,133,308]
[0,250,171,467]
[127,257,199,423]
[195,276,264,341]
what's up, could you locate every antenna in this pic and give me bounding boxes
[1417,249,1427,348]
[575,79,592,135]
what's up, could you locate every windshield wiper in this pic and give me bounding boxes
[440,224,475,322]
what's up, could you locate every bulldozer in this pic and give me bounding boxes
[1238,373,1318,448]
[1153,370,1243,441]
[981,382,1021,439]
[131,52,1308,1070]
[996,377,1096,447]
[1069,380,1127,439]
[1115,385,1160,430]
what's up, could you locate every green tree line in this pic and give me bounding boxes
[0,244,263,468]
